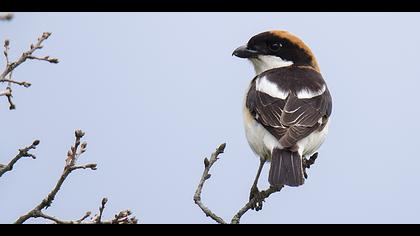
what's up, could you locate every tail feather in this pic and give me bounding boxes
[269,148,304,187]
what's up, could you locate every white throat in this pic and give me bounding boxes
[250,55,293,75]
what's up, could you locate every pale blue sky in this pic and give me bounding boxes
[1,12,420,224]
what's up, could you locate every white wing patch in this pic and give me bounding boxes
[256,76,289,99]
[296,84,326,99]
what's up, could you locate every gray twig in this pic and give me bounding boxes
[95,197,108,223]
[18,199,137,224]
[0,32,58,110]
[14,130,138,224]
[193,143,227,224]
[230,186,281,224]
[0,140,39,178]
[193,143,283,224]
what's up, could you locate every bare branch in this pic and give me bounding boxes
[1,32,58,110]
[193,143,227,224]
[95,197,108,223]
[35,211,73,224]
[230,186,281,224]
[1,32,55,79]
[0,79,31,87]
[27,55,59,64]
[107,209,138,224]
[0,140,39,178]
[13,130,137,224]
[76,211,92,223]
[193,143,283,224]
[19,198,137,224]
[0,13,13,21]
[1,22,136,224]
[0,86,16,109]
[14,130,93,224]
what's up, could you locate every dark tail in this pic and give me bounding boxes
[269,148,304,187]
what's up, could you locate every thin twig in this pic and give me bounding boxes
[230,186,281,224]
[76,211,92,223]
[0,32,58,80]
[36,211,73,224]
[13,130,138,224]
[193,143,227,224]
[1,32,58,110]
[14,130,95,224]
[0,78,31,87]
[193,143,284,224]
[108,210,138,224]
[34,199,137,224]
[27,55,59,64]
[23,199,137,224]
[0,140,39,178]
[95,198,108,223]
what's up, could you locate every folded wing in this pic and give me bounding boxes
[246,66,332,149]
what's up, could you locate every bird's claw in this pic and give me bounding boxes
[302,152,318,179]
[249,185,264,211]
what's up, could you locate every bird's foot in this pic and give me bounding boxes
[302,152,318,179]
[249,185,264,211]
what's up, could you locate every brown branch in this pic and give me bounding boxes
[76,211,92,223]
[14,130,138,224]
[0,140,39,178]
[230,186,281,224]
[193,143,283,224]
[107,209,138,224]
[26,55,59,64]
[0,32,58,79]
[20,198,137,224]
[0,86,16,109]
[95,197,108,223]
[0,78,31,87]
[0,13,13,21]
[1,23,136,224]
[1,32,58,110]
[193,143,227,224]
[91,198,137,224]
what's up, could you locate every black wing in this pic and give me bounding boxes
[246,66,332,149]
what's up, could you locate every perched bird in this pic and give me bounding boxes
[233,30,332,203]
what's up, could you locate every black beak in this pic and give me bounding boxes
[232,45,259,58]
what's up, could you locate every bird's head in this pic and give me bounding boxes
[233,30,319,75]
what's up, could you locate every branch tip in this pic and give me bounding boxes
[1,32,58,110]
[75,129,85,138]
[32,140,40,146]
[217,143,226,154]
[14,130,137,224]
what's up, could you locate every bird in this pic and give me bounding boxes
[233,30,332,208]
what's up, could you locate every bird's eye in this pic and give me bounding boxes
[268,43,282,52]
